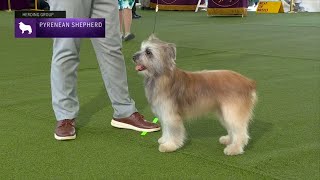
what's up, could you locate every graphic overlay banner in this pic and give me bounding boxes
[15,18,105,38]
[15,11,66,18]
[207,0,248,16]
[14,11,105,38]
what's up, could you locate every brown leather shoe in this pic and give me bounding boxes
[54,119,76,140]
[111,112,160,132]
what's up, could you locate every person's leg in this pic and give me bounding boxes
[90,0,137,119]
[48,0,92,140]
[132,0,136,13]
[118,0,124,38]
[123,8,132,34]
[122,0,135,41]
[90,0,160,132]
[141,0,145,9]
[142,0,152,10]
[132,0,142,19]
[119,10,123,37]
[146,0,151,7]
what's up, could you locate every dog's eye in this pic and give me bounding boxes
[145,49,152,55]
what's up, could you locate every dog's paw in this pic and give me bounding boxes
[219,135,231,145]
[159,142,179,153]
[158,137,166,144]
[223,144,244,156]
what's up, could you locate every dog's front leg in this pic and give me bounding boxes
[158,117,169,144]
[151,109,166,144]
[158,113,186,153]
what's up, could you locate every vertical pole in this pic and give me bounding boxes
[7,0,12,12]
[35,0,38,10]
[288,0,295,13]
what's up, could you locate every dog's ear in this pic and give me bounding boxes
[167,43,176,61]
[148,34,158,41]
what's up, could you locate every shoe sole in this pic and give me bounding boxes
[111,119,160,132]
[54,133,76,141]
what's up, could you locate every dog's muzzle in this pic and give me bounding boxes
[132,53,140,62]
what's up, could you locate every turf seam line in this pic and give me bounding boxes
[241,23,320,28]
[179,51,229,59]
[178,46,319,62]
[167,21,320,28]
[236,52,320,62]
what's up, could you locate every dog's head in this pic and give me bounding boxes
[133,34,176,77]
[19,22,23,25]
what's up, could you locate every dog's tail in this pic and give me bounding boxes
[250,80,258,104]
[249,80,258,122]
[251,91,258,106]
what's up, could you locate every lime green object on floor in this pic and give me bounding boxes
[141,117,159,136]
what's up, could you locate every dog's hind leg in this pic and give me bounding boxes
[216,110,232,145]
[158,113,186,153]
[220,101,253,155]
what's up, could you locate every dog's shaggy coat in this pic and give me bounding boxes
[133,35,257,155]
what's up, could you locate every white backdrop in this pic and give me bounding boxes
[300,0,320,12]
[265,0,320,12]
[281,0,320,12]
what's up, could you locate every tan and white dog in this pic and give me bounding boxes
[133,35,257,155]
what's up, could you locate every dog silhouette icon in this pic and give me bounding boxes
[19,22,32,34]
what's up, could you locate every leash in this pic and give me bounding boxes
[152,0,159,34]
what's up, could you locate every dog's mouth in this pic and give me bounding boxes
[135,64,147,71]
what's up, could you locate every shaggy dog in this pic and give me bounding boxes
[133,35,257,155]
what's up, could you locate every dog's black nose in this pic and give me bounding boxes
[132,53,139,62]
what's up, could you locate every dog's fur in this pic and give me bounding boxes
[133,35,257,155]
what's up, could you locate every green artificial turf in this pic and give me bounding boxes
[0,10,319,179]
